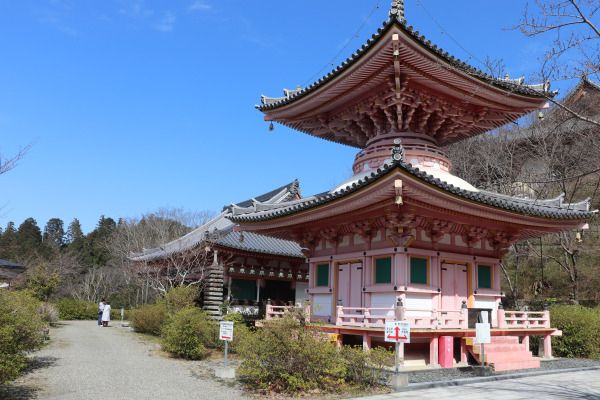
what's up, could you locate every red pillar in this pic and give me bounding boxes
[438,336,454,368]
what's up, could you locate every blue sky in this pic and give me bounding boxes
[0,0,582,233]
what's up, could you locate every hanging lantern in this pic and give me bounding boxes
[304,273,310,281]
[268,269,275,277]
[228,266,235,273]
[259,267,265,276]
[287,270,293,279]
[249,266,256,275]
[296,271,303,280]
[239,265,246,274]
[278,269,285,278]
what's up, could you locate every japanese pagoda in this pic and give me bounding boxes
[230,1,594,371]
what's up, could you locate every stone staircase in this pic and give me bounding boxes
[465,336,540,372]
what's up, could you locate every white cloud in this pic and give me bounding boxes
[189,1,211,12]
[155,11,176,32]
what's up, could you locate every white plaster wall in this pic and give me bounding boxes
[405,293,433,317]
[295,282,308,306]
[312,294,332,317]
[370,293,396,316]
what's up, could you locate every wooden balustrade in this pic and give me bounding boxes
[265,303,312,321]
[497,309,550,329]
[265,304,294,320]
[335,306,469,329]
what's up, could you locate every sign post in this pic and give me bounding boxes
[219,321,234,367]
[475,311,491,367]
[385,320,410,373]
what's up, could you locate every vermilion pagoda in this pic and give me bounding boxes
[229,1,594,371]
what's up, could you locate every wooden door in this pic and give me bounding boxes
[349,262,363,308]
[337,264,350,307]
[337,262,363,308]
[441,263,468,310]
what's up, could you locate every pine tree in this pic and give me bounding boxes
[43,218,65,249]
[0,221,17,260]
[15,218,44,259]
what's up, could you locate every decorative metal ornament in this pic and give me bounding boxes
[391,138,404,162]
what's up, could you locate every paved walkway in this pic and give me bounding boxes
[355,369,600,400]
[3,321,247,400]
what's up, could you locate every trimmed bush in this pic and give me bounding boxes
[164,286,198,315]
[129,303,167,335]
[160,307,217,360]
[0,290,45,383]
[551,305,600,359]
[221,312,252,353]
[237,317,346,393]
[38,302,59,326]
[54,298,98,320]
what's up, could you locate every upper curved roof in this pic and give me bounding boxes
[257,12,553,112]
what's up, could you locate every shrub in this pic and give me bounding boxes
[221,312,252,353]
[54,298,98,320]
[129,303,167,335]
[551,305,600,359]
[0,290,45,383]
[164,286,198,315]
[38,302,59,326]
[237,317,346,393]
[160,307,217,360]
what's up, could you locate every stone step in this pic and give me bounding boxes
[491,359,540,372]
[471,344,526,353]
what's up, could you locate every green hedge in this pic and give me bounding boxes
[160,307,217,360]
[54,299,98,320]
[551,305,600,360]
[0,290,45,383]
[129,303,168,335]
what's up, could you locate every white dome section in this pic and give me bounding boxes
[413,163,479,192]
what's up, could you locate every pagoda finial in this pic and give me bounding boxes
[389,0,405,22]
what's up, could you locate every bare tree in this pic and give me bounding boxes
[517,0,600,127]
[0,145,31,175]
[107,208,215,302]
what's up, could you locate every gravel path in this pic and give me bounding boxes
[1,321,247,400]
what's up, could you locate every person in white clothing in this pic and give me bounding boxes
[98,299,105,326]
[101,301,111,327]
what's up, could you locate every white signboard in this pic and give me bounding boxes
[475,322,491,344]
[219,321,234,342]
[385,320,410,343]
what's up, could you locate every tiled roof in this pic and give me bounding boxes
[258,14,553,111]
[230,160,593,223]
[130,181,304,262]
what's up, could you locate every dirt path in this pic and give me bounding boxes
[1,320,247,400]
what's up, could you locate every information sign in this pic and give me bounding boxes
[384,320,410,343]
[219,321,234,342]
[475,322,491,344]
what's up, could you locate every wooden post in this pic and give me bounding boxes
[461,300,468,329]
[336,305,344,326]
[497,303,506,328]
[460,339,468,364]
[543,334,553,358]
[362,333,371,351]
[429,337,439,366]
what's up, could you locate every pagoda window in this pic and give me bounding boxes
[409,256,429,285]
[374,257,392,284]
[477,264,493,289]
[316,263,329,287]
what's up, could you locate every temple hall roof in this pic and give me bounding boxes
[130,181,304,262]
